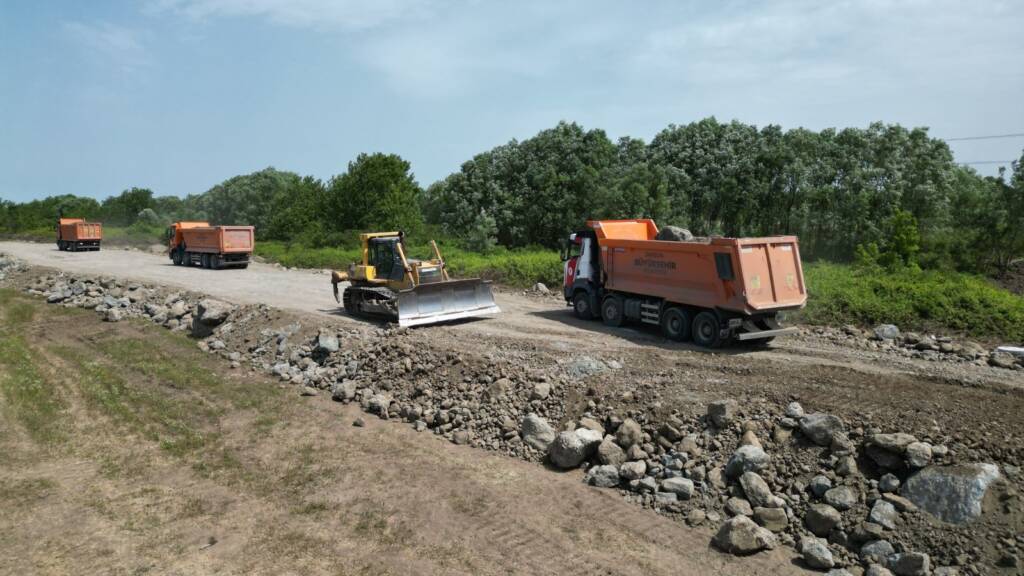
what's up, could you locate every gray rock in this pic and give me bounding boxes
[520,413,556,451]
[661,476,695,499]
[888,552,931,576]
[866,568,894,576]
[800,536,835,570]
[619,460,647,480]
[869,500,899,530]
[655,225,694,242]
[653,491,677,505]
[531,282,550,294]
[905,442,932,468]
[585,464,621,488]
[597,437,627,466]
[615,418,642,448]
[823,485,858,511]
[805,503,842,537]
[192,298,232,337]
[861,540,896,563]
[785,401,805,418]
[740,472,775,508]
[879,473,901,493]
[104,308,123,322]
[753,507,788,532]
[725,497,753,517]
[870,432,918,453]
[531,381,551,400]
[707,399,738,428]
[168,300,187,318]
[810,475,833,497]
[873,324,901,340]
[712,515,777,555]
[725,445,770,478]
[315,330,339,354]
[549,430,588,469]
[575,428,603,454]
[800,413,845,446]
[331,380,357,402]
[901,463,1000,524]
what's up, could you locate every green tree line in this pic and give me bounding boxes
[2,118,1022,274]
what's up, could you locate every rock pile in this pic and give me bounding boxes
[808,323,1024,371]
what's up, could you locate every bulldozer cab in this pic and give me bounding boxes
[367,236,406,282]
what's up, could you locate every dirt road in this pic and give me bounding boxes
[2,241,1020,390]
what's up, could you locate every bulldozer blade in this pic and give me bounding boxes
[395,278,501,327]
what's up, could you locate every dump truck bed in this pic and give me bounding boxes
[58,219,103,241]
[180,226,254,254]
[591,220,806,315]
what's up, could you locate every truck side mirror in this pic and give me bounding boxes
[560,242,569,262]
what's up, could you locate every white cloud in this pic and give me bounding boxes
[63,20,152,72]
[150,0,443,31]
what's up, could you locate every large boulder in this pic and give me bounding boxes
[901,463,1000,524]
[712,515,776,556]
[520,413,556,451]
[799,413,845,446]
[805,503,842,537]
[661,477,695,499]
[549,430,588,469]
[888,552,931,576]
[655,226,694,242]
[615,418,643,448]
[725,445,770,478]
[597,437,627,466]
[315,329,340,354]
[192,298,233,337]
[873,324,901,341]
[739,472,775,508]
[584,464,621,488]
[707,399,738,428]
[800,536,835,570]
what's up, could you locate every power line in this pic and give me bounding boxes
[945,132,1024,142]
[961,160,1015,165]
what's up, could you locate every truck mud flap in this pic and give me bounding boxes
[395,279,501,327]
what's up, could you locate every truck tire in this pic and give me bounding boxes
[201,254,211,269]
[171,250,181,265]
[211,254,221,270]
[601,296,625,327]
[573,291,595,320]
[691,310,723,348]
[660,307,691,341]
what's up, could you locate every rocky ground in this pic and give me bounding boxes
[1,249,1023,575]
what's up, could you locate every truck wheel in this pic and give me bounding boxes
[201,254,210,269]
[691,311,723,348]
[171,250,181,265]
[573,292,595,320]
[211,255,221,269]
[661,307,691,341]
[601,296,625,327]
[69,243,78,252]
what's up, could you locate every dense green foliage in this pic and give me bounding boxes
[798,263,1024,342]
[424,120,1024,274]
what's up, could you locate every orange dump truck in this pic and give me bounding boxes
[561,219,806,347]
[167,221,254,269]
[56,218,103,251]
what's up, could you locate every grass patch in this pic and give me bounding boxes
[799,262,1024,341]
[0,292,66,445]
[56,344,216,457]
[0,477,57,505]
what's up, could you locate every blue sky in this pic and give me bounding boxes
[1,0,1022,202]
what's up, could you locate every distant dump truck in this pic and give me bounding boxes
[562,219,806,347]
[56,218,102,251]
[167,221,254,269]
